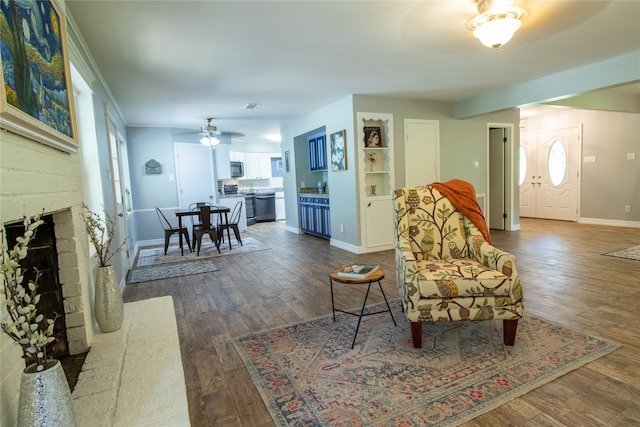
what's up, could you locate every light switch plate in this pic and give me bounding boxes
[627,152,636,160]
[584,156,597,163]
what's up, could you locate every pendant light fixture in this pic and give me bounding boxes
[468,0,527,49]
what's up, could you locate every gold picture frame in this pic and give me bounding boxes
[0,0,78,153]
[330,130,347,171]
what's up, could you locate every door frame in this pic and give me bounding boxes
[486,123,518,231]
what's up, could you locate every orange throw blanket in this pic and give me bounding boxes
[430,179,492,244]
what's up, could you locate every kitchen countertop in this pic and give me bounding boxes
[299,192,329,197]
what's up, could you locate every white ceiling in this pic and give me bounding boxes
[64,0,640,143]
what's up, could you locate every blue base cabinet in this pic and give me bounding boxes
[299,195,330,238]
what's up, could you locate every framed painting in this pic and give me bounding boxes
[364,126,384,148]
[330,129,347,171]
[0,0,78,153]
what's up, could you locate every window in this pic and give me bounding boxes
[548,140,567,186]
[518,146,526,186]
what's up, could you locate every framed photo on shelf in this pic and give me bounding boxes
[0,0,78,153]
[330,129,347,171]
[363,126,384,148]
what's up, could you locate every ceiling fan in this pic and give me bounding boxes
[199,117,221,146]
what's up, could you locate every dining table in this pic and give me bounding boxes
[174,205,233,252]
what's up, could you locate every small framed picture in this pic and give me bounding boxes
[330,130,347,171]
[364,126,384,148]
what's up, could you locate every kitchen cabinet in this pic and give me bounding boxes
[275,191,285,220]
[244,153,273,179]
[299,195,330,238]
[308,134,327,172]
[229,151,245,163]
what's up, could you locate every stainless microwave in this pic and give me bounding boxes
[230,161,244,177]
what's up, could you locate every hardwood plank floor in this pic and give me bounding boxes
[123,218,640,426]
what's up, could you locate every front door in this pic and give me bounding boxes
[107,120,130,276]
[520,126,581,221]
[175,143,216,208]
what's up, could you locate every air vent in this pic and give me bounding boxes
[244,103,261,110]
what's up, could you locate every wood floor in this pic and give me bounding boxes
[123,218,640,426]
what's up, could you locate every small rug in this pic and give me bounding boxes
[127,260,219,284]
[602,244,640,261]
[232,300,620,427]
[134,236,269,268]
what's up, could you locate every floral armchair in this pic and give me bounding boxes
[393,182,523,348]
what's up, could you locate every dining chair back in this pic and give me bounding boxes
[218,201,243,246]
[192,205,220,255]
[155,207,191,255]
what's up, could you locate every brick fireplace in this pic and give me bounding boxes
[1,131,96,425]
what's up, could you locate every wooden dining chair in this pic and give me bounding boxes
[218,201,243,246]
[192,205,220,255]
[155,207,191,256]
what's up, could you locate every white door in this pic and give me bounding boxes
[175,143,216,208]
[489,128,505,230]
[520,126,581,221]
[404,119,439,187]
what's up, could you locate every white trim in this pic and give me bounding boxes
[578,218,640,228]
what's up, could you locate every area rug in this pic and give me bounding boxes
[602,244,640,261]
[232,300,620,427]
[127,260,219,284]
[134,236,269,268]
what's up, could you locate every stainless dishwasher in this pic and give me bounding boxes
[255,192,276,222]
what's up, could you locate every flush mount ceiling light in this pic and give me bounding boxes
[468,0,528,49]
[200,117,220,146]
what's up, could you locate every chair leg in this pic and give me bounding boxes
[503,319,518,346]
[182,230,192,252]
[411,321,422,348]
[164,232,171,255]
[208,231,220,253]
[232,225,242,245]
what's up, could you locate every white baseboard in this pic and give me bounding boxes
[578,217,640,228]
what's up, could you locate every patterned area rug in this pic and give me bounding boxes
[127,260,219,284]
[233,300,620,427]
[602,244,640,261]
[134,237,269,268]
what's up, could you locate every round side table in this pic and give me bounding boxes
[329,266,397,349]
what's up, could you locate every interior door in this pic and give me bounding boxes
[175,143,216,208]
[520,126,580,221]
[404,119,439,187]
[489,128,505,230]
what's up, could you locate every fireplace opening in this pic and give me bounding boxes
[4,215,69,363]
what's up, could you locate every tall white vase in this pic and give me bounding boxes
[18,359,77,427]
[94,265,124,332]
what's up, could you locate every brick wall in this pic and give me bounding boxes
[1,131,95,426]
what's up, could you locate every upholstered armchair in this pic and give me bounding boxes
[393,180,523,348]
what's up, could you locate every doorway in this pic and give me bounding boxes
[487,123,514,231]
[519,126,581,221]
